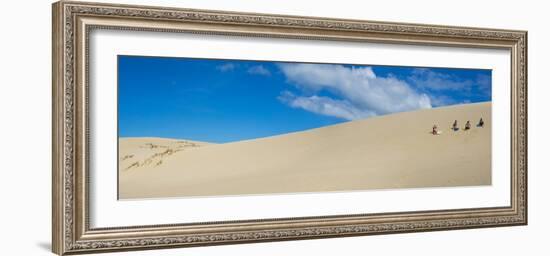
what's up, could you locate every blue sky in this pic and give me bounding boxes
[118,55,491,143]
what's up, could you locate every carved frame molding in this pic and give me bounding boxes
[52,1,527,255]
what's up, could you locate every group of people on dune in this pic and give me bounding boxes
[432,118,484,135]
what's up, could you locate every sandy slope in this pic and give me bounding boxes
[119,102,491,199]
[118,137,212,172]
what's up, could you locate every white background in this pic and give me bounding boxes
[0,0,547,255]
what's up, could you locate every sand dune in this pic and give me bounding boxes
[119,102,491,199]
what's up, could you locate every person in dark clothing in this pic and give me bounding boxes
[465,120,471,130]
[478,118,485,127]
[452,120,459,131]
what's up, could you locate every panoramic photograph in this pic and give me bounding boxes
[117,55,492,199]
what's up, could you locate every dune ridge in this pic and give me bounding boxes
[119,102,491,199]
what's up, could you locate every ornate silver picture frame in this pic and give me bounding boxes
[52,1,527,255]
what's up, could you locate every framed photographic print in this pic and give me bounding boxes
[52,1,527,255]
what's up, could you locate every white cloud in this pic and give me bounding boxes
[216,63,236,72]
[408,68,473,91]
[247,65,271,76]
[428,95,456,107]
[278,91,376,121]
[407,68,491,102]
[277,63,431,120]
